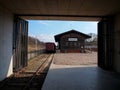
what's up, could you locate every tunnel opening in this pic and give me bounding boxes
[12,14,116,74]
[12,15,100,73]
[27,20,98,67]
[25,16,114,70]
[13,15,115,72]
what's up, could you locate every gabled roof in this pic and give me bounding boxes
[54,30,91,42]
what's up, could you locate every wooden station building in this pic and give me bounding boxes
[54,30,91,53]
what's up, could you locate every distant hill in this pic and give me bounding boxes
[28,36,45,52]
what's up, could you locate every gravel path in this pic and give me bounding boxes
[53,52,97,65]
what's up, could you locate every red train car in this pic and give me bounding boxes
[45,42,56,53]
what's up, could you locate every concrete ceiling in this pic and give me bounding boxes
[0,0,120,21]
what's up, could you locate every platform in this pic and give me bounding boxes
[42,63,120,90]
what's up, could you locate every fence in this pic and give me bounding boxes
[28,49,46,60]
[85,45,98,52]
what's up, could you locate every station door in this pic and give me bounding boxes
[98,17,114,69]
[13,16,28,71]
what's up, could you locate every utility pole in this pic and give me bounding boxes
[35,35,38,56]
[36,36,38,52]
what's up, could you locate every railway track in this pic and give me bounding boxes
[0,54,54,90]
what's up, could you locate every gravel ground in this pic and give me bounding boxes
[53,52,97,65]
[26,54,49,71]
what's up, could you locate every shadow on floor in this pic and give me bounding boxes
[42,66,120,90]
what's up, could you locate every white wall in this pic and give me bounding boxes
[0,6,13,81]
[114,14,120,72]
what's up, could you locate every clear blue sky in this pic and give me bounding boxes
[28,20,98,42]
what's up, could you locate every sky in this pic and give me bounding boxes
[28,20,98,43]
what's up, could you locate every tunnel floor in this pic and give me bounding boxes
[42,64,120,90]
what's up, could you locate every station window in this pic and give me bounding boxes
[68,38,78,41]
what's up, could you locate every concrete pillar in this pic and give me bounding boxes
[114,14,120,72]
[0,6,13,81]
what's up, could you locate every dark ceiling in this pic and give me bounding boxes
[0,0,120,21]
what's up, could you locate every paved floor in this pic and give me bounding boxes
[54,52,97,65]
[42,63,120,90]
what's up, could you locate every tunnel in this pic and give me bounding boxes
[0,0,120,81]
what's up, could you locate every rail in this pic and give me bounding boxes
[0,54,54,90]
[23,54,54,90]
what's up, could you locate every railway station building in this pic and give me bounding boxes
[54,30,91,53]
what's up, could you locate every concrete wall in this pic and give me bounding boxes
[0,6,13,81]
[114,14,120,72]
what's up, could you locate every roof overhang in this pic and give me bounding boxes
[20,15,101,21]
[0,0,120,21]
